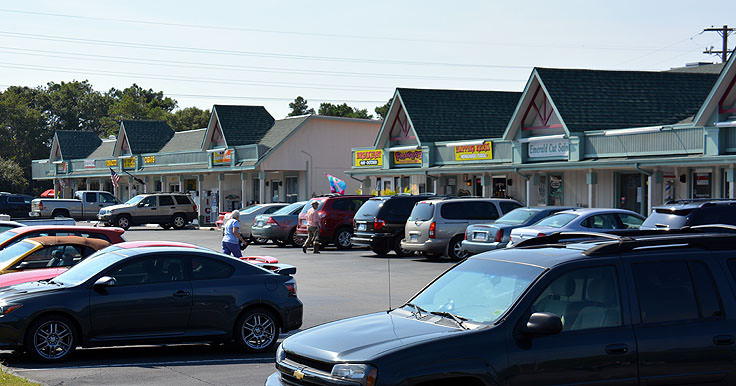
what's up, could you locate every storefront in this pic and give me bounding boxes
[33,105,380,224]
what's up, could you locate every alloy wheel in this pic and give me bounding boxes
[241,312,276,350]
[33,320,74,360]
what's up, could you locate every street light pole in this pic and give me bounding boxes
[301,150,313,198]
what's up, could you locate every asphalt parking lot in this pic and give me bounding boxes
[1,225,455,386]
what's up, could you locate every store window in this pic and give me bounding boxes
[493,177,507,198]
[285,176,298,203]
[548,175,563,206]
[618,174,644,214]
[693,172,712,199]
[252,178,261,204]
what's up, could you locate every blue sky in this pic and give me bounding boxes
[0,0,733,118]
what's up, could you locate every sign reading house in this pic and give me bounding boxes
[393,149,422,165]
[528,139,569,158]
[354,150,383,167]
[454,141,493,161]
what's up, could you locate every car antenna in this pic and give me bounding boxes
[387,254,392,312]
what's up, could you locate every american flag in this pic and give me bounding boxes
[109,168,120,188]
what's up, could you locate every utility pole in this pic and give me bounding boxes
[703,25,735,63]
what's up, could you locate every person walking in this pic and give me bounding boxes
[302,201,321,254]
[222,210,248,257]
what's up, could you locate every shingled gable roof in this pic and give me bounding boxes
[534,68,720,131]
[212,105,275,146]
[119,120,174,154]
[52,131,102,160]
[395,88,522,143]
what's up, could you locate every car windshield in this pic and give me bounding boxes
[641,209,690,229]
[124,195,145,205]
[0,241,36,270]
[408,202,435,221]
[409,258,544,324]
[52,250,128,286]
[0,230,19,246]
[496,208,539,225]
[0,225,18,233]
[536,213,578,228]
[272,202,304,215]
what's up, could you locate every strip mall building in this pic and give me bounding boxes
[348,56,736,217]
[31,105,381,223]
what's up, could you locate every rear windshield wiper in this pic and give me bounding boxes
[430,311,469,330]
[405,302,427,318]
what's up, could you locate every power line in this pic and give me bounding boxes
[703,25,735,62]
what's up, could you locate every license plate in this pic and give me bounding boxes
[410,234,418,242]
[473,232,487,241]
[358,224,366,231]
[257,221,263,226]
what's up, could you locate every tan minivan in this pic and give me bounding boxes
[98,193,197,230]
[400,197,522,260]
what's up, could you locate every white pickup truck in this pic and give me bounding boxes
[31,190,119,220]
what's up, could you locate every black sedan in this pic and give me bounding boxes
[0,246,303,362]
[462,206,576,254]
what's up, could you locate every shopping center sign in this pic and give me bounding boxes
[454,141,493,161]
[528,139,569,158]
[354,150,383,167]
[212,149,233,165]
[393,149,422,165]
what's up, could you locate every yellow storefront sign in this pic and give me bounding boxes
[122,157,136,169]
[213,149,232,165]
[105,159,118,167]
[354,150,383,167]
[144,156,156,164]
[454,141,493,161]
[393,149,422,165]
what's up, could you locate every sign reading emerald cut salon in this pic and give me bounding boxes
[354,150,383,167]
[393,149,422,165]
[454,141,493,161]
[528,139,569,158]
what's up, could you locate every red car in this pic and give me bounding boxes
[0,225,126,250]
[295,195,372,249]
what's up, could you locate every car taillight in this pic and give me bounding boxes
[193,204,197,212]
[374,219,385,230]
[38,202,43,210]
[318,210,326,218]
[495,229,504,242]
[267,217,278,225]
[429,222,436,239]
[537,232,547,237]
[284,281,297,296]
[464,228,468,240]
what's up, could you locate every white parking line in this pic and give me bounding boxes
[15,357,275,372]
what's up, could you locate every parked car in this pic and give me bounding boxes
[0,225,125,252]
[0,236,110,275]
[251,202,307,247]
[462,206,576,254]
[0,193,34,219]
[0,245,303,362]
[0,220,24,234]
[0,240,203,288]
[351,195,437,256]
[401,197,523,260]
[641,199,736,230]
[30,190,118,220]
[509,208,645,246]
[295,195,373,249]
[268,229,736,386]
[219,204,290,243]
[97,193,197,230]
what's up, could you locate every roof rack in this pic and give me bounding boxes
[664,198,736,205]
[513,228,736,256]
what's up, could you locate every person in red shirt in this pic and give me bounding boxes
[302,201,321,254]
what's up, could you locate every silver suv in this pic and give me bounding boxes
[401,197,522,260]
[98,193,197,230]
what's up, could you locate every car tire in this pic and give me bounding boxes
[234,308,279,353]
[448,235,469,261]
[275,239,287,247]
[51,209,70,218]
[289,229,304,247]
[393,237,413,257]
[251,237,268,245]
[371,247,390,256]
[25,315,77,362]
[334,228,353,250]
[161,223,172,230]
[116,214,131,230]
[171,214,187,229]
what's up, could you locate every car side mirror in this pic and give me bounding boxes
[93,276,117,288]
[523,312,563,336]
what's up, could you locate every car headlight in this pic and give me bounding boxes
[0,304,22,315]
[331,364,377,386]
[275,343,286,362]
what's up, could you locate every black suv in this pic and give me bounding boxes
[641,199,736,230]
[267,229,736,386]
[0,193,33,219]
[351,195,436,256]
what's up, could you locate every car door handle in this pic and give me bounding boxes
[173,290,190,297]
[605,343,629,355]
[714,335,735,345]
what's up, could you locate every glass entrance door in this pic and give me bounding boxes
[618,174,645,214]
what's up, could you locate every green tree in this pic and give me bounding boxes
[374,97,393,120]
[288,96,315,117]
[318,103,372,119]
[44,80,111,135]
[0,157,28,192]
[167,106,211,132]
[101,84,178,133]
